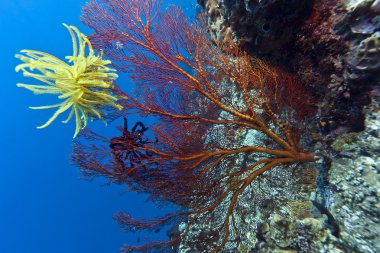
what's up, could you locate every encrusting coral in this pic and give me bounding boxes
[15,24,122,137]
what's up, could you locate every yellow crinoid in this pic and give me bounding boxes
[15,23,123,138]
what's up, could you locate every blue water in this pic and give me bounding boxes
[0,1,195,252]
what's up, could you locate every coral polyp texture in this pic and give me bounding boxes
[72,0,316,251]
[348,31,380,72]
[15,24,122,138]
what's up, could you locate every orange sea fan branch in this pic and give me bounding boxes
[77,0,316,251]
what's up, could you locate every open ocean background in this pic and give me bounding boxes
[0,0,195,252]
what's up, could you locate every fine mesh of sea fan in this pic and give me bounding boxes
[15,23,123,138]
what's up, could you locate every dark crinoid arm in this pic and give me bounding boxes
[123,116,129,136]
[132,121,149,134]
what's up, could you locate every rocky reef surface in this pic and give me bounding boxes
[197,0,313,53]
[328,96,380,253]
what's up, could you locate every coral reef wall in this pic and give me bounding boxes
[181,0,380,252]
[197,0,313,53]
[329,96,380,253]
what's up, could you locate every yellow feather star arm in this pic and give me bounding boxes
[15,23,123,138]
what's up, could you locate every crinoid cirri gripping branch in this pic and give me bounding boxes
[74,0,316,251]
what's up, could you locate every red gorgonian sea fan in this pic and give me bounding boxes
[73,0,316,252]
